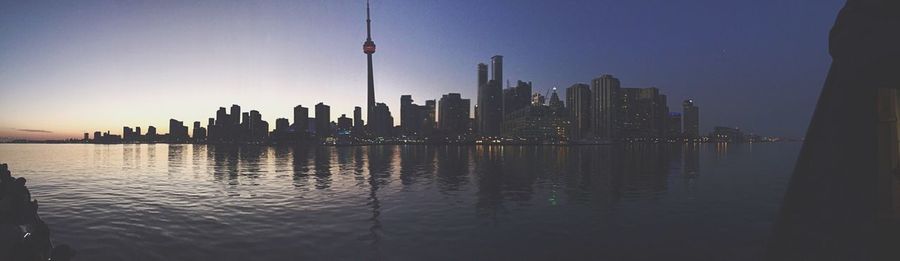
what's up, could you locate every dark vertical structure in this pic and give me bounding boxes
[591,74,620,141]
[475,63,488,134]
[400,95,427,136]
[769,1,900,260]
[293,105,309,137]
[424,100,436,136]
[168,119,188,143]
[400,95,414,134]
[363,0,377,133]
[566,83,591,140]
[667,112,682,138]
[337,114,352,133]
[478,56,504,137]
[230,104,241,126]
[491,55,503,86]
[315,102,331,137]
[438,93,471,137]
[373,103,394,137]
[682,99,700,139]
[353,106,364,135]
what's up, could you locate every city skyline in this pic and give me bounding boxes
[0,0,844,140]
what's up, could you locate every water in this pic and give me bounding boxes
[0,143,798,260]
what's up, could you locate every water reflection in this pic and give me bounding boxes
[313,147,332,189]
[115,144,706,205]
[0,142,792,260]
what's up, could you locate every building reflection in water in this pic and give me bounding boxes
[211,145,239,185]
[147,143,156,168]
[474,145,505,224]
[684,143,700,177]
[191,144,206,176]
[363,145,397,260]
[272,146,291,179]
[188,144,705,236]
[313,147,332,189]
[436,146,471,193]
[291,146,312,188]
[168,144,186,176]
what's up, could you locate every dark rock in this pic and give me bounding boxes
[769,0,900,260]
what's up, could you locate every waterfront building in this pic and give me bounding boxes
[683,99,700,139]
[591,74,621,141]
[315,102,331,137]
[372,103,394,138]
[477,57,504,137]
[438,93,471,137]
[168,119,189,143]
[400,95,428,136]
[668,112,683,138]
[566,83,592,140]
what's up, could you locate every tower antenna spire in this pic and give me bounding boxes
[366,0,372,40]
[363,0,377,135]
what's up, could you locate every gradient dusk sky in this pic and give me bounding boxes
[0,0,844,140]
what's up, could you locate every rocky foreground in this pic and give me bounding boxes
[0,163,74,261]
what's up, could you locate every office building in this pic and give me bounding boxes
[683,99,700,139]
[400,95,428,136]
[337,114,353,134]
[477,58,503,137]
[353,106,364,135]
[315,102,331,137]
[372,103,394,138]
[591,74,621,141]
[503,80,532,118]
[566,83,592,140]
[668,112,683,138]
[168,119,189,143]
[293,105,309,137]
[438,93,471,136]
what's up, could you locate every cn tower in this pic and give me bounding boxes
[363,0,377,132]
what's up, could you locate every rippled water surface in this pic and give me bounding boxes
[0,143,798,260]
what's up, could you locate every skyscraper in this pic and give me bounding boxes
[192,121,207,141]
[618,87,666,138]
[400,95,427,136]
[230,104,241,126]
[491,55,503,85]
[249,110,267,141]
[683,99,700,139]
[146,126,156,143]
[477,57,504,137]
[123,127,134,142]
[168,119,188,143]
[438,93,471,137]
[275,118,289,132]
[353,106,364,135]
[478,63,488,91]
[207,118,216,141]
[591,74,621,141]
[337,114,352,133]
[504,80,532,117]
[293,105,309,136]
[363,0,377,133]
[373,103,393,138]
[315,102,331,137]
[424,100,436,136]
[146,126,157,143]
[548,88,564,112]
[668,112,683,138]
[566,83,592,140]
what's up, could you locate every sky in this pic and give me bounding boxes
[0,0,845,140]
